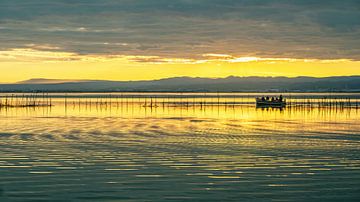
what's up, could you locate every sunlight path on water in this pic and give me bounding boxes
[1,94,360,201]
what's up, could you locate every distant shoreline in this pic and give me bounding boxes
[1,76,360,93]
[0,90,360,93]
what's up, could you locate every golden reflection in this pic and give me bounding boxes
[1,94,359,145]
[1,93,360,184]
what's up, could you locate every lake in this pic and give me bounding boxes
[1,93,360,201]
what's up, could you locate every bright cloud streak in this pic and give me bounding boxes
[1,49,354,65]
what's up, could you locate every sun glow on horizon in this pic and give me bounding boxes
[0,48,359,83]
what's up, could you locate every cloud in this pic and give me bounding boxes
[1,48,352,67]
[0,0,359,60]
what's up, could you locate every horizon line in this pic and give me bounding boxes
[3,74,358,84]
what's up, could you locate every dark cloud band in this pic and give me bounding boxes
[0,0,359,60]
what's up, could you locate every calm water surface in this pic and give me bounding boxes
[1,93,360,201]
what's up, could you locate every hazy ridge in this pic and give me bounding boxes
[1,76,360,92]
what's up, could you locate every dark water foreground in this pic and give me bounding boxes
[1,96,360,201]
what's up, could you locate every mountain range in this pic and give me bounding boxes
[1,76,360,92]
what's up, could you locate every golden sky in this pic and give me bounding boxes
[0,48,359,83]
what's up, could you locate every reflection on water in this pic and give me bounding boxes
[1,93,360,201]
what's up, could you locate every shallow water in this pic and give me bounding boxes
[1,93,360,201]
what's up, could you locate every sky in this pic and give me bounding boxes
[0,0,359,82]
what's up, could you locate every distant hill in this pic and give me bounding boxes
[1,76,360,92]
[17,78,95,84]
